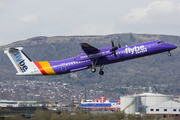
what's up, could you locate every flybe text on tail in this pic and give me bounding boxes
[15,51,28,73]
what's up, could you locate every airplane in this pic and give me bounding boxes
[4,40,177,76]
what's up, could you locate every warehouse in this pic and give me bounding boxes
[120,93,174,116]
[147,100,180,119]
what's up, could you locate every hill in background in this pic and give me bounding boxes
[0,33,180,89]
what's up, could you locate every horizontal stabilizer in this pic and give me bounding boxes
[4,47,23,53]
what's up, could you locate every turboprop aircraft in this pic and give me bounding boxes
[4,40,177,76]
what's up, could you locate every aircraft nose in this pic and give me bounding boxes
[168,44,177,50]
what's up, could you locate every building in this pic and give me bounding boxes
[147,100,180,119]
[120,93,173,115]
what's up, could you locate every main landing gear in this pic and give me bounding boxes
[99,65,104,75]
[91,66,104,75]
[90,60,104,75]
[91,60,97,73]
[168,51,171,56]
[91,66,96,73]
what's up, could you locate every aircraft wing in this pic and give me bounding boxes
[79,43,99,54]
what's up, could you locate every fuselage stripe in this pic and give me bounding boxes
[34,62,48,75]
[38,61,57,75]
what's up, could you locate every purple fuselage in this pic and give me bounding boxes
[47,40,177,75]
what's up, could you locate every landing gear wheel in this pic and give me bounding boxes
[99,70,104,75]
[168,52,171,56]
[91,60,97,73]
[91,67,96,73]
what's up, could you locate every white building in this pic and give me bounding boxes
[146,100,180,119]
[121,93,173,114]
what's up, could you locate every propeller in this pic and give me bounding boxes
[118,43,121,48]
[111,39,118,58]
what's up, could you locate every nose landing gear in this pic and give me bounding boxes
[168,51,171,56]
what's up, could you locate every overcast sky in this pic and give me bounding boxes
[0,0,180,45]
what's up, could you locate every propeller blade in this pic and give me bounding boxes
[113,51,117,58]
[111,39,118,58]
[118,43,121,48]
[111,39,115,47]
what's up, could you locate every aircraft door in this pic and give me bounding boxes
[61,63,67,72]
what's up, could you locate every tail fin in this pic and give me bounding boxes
[4,47,40,75]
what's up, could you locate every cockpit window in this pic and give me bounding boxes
[157,41,165,44]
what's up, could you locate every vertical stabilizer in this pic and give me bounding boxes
[4,47,41,75]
